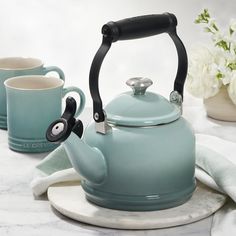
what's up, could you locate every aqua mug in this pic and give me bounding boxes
[4,75,85,153]
[0,57,65,129]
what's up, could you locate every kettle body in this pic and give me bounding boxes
[81,117,195,210]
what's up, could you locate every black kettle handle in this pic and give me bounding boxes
[89,13,188,123]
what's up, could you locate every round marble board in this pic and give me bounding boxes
[48,181,227,229]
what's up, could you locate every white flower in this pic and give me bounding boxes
[222,34,234,44]
[189,13,236,100]
[208,18,216,25]
[211,31,222,42]
[230,41,236,55]
[208,18,218,33]
[222,70,232,85]
[213,49,227,67]
[213,33,233,48]
[186,46,222,98]
[230,19,236,32]
[213,50,232,85]
[227,71,236,104]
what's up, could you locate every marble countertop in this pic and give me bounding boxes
[1,105,235,236]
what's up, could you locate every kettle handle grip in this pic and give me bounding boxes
[89,13,187,123]
[102,13,176,42]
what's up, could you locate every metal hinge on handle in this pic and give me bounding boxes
[94,110,111,134]
[169,90,183,114]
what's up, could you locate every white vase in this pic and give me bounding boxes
[204,85,236,121]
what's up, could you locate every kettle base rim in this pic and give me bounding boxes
[82,181,196,211]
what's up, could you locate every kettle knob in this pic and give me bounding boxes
[126,77,153,95]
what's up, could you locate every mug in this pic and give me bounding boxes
[4,75,85,153]
[0,57,65,129]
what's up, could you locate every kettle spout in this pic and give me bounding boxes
[63,132,107,184]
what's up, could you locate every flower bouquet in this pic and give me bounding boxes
[186,9,236,121]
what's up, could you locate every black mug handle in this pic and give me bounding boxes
[89,13,188,123]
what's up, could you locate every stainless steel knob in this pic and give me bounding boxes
[126,77,153,95]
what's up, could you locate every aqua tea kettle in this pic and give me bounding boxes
[46,13,195,211]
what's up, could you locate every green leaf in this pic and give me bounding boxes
[204,27,212,32]
[216,72,223,80]
[215,40,230,51]
[230,27,234,35]
[228,62,236,70]
[212,23,219,31]
[195,9,210,24]
[204,9,210,18]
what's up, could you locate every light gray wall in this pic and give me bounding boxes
[0,0,235,106]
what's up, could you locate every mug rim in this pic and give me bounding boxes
[0,57,43,70]
[4,75,64,91]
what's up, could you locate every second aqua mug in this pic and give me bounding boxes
[0,57,65,129]
[4,75,85,153]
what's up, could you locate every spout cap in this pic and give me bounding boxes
[46,97,83,143]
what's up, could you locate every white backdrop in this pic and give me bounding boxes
[0,0,235,107]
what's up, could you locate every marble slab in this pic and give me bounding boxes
[48,181,227,230]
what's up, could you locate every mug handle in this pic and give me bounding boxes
[62,86,85,117]
[43,66,65,81]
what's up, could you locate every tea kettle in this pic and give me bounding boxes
[46,13,195,211]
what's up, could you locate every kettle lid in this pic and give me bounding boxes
[105,77,181,127]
